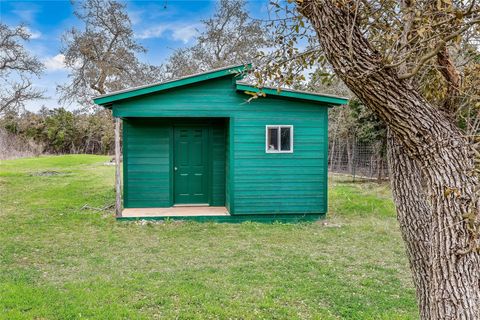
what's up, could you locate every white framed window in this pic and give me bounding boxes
[265,125,293,153]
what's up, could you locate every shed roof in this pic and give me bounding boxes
[93,64,248,106]
[93,64,348,106]
[235,82,348,105]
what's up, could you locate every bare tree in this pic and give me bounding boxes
[59,0,164,107]
[0,24,44,115]
[258,0,480,318]
[166,0,270,78]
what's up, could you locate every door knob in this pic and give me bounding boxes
[174,166,178,171]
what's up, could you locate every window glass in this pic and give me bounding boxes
[280,127,291,151]
[267,127,279,151]
[266,125,293,153]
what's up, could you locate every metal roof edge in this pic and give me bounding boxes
[235,82,349,106]
[93,64,250,106]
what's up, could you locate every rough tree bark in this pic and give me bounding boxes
[387,130,432,320]
[297,1,480,319]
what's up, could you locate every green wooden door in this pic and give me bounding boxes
[174,126,209,205]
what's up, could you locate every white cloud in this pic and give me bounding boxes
[172,25,198,44]
[136,23,199,43]
[136,25,168,40]
[44,54,66,72]
[21,26,42,39]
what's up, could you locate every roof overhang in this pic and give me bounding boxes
[235,83,349,106]
[93,63,349,107]
[93,64,249,106]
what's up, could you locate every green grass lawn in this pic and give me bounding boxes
[0,155,418,319]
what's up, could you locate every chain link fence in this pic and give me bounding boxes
[328,138,389,180]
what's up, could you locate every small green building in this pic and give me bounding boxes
[94,65,347,222]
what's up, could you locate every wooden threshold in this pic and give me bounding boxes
[121,206,229,218]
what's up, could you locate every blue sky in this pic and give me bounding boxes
[0,0,269,111]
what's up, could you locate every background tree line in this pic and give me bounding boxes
[0,108,114,158]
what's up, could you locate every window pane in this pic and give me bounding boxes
[280,127,291,151]
[267,128,279,151]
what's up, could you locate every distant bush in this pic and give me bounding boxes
[0,107,115,158]
[0,128,43,160]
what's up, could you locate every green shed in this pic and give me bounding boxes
[94,65,348,222]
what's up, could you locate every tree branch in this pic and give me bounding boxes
[397,18,480,80]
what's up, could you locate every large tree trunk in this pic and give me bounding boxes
[297,1,480,319]
[387,130,432,319]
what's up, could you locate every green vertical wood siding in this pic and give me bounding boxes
[117,76,330,214]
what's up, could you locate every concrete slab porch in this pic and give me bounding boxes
[118,206,325,223]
